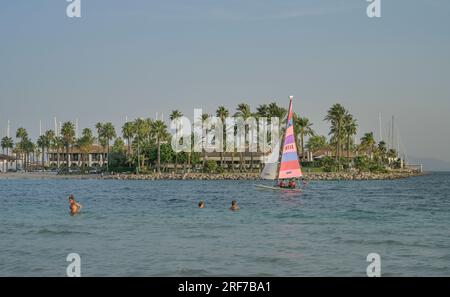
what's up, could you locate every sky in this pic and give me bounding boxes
[1,0,449,166]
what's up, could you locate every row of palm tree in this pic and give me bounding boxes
[2,102,399,174]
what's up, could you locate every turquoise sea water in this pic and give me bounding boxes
[0,173,449,276]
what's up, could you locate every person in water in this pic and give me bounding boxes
[69,195,82,215]
[198,201,205,208]
[230,200,240,211]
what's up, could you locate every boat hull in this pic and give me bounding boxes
[255,184,302,192]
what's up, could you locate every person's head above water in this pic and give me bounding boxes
[198,201,205,208]
[69,194,75,203]
[230,200,240,211]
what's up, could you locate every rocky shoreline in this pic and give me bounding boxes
[103,170,424,181]
[0,170,424,181]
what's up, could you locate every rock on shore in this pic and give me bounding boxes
[103,170,423,181]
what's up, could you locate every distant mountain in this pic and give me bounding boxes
[408,157,450,172]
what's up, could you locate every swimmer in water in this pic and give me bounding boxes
[229,200,240,211]
[69,195,82,216]
[198,201,205,208]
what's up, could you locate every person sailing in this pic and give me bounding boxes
[288,179,296,189]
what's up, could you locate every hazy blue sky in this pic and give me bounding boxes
[1,0,449,164]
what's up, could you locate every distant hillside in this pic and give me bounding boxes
[408,157,450,172]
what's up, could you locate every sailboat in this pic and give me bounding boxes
[256,96,303,191]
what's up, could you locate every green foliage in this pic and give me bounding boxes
[306,135,328,152]
[205,160,218,173]
[318,156,338,172]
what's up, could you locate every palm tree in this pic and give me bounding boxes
[1,136,14,171]
[122,122,134,159]
[235,103,253,171]
[256,104,269,118]
[102,123,116,173]
[44,130,55,168]
[360,132,376,158]
[132,118,151,173]
[61,122,76,171]
[53,136,64,169]
[170,110,183,173]
[324,103,347,170]
[77,128,95,172]
[306,135,328,153]
[294,115,315,161]
[201,113,209,170]
[216,106,229,168]
[16,128,28,171]
[22,139,35,171]
[343,113,358,160]
[151,120,169,173]
[37,134,49,170]
[268,102,287,122]
[96,122,117,173]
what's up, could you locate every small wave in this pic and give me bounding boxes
[174,268,211,276]
[33,228,92,236]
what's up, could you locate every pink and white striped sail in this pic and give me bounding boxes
[278,96,302,179]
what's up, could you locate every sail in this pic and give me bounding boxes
[278,96,302,179]
[261,162,278,180]
[260,140,280,180]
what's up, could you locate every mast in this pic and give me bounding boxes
[276,96,293,182]
[379,112,382,142]
[277,96,302,182]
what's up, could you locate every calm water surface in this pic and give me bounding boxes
[0,173,449,276]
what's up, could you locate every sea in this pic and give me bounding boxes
[0,172,449,276]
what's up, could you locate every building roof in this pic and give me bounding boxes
[0,154,15,161]
[48,144,107,154]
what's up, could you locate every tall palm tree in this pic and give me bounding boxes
[1,136,13,171]
[122,122,134,159]
[22,139,34,171]
[201,113,209,170]
[235,103,253,171]
[61,122,76,171]
[102,123,116,173]
[132,118,151,173]
[96,122,117,173]
[343,113,358,160]
[44,130,55,168]
[360,132,376,158]
[324,103,347,170]
[151,120,169,173]
[256,104,269,118]
[170,110,183,173]
[215,106,229,168]
[53,136,64,169]
[16,127,28,171]
[77,128,95,172]
[37,134,49,170]
[268,102,287,125]
[294,115,315,161]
